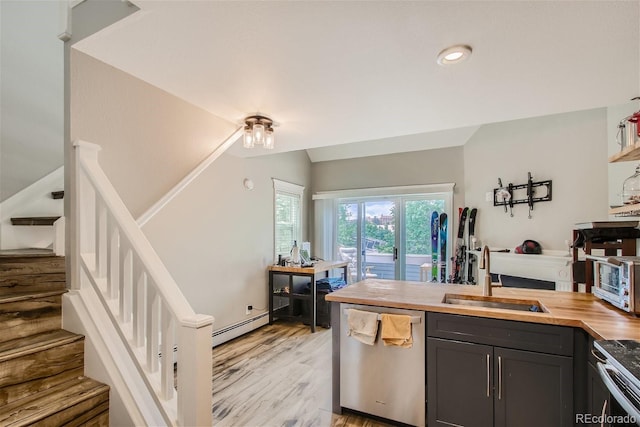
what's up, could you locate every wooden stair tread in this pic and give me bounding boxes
[0,249,55,258]
[10,217,61,226]
[0,251,108,423]
[0,255,65,281]
[0,289,65,346]
[0,376,109,427]
[0,330,83,362]
[0,289,66,304]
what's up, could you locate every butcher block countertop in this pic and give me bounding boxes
[325,279,640,341]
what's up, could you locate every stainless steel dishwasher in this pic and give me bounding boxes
[340,303,425,426]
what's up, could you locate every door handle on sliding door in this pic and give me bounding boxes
[393,247,398,261]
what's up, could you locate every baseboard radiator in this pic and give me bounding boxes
[161,312,269,360]
[213,312,269,347]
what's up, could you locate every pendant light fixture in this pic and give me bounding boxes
[243,115,275,149]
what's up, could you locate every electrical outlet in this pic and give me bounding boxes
[246,305,253,315]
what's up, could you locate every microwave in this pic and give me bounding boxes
[589,256,640,314]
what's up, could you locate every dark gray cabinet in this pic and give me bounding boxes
[494,346,572,427]
[427,313,574,427]
[427,338,493,426]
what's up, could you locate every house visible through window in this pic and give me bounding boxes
[312,183,454,282]
[273,179,304,261]
[336,196,449,282]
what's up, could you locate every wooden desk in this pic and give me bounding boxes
[268,261,348,332]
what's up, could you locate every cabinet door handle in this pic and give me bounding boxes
[486,354,491,397]
[498,355,503,400]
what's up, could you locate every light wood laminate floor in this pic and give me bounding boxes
[210,321,391,427]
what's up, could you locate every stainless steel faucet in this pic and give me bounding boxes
[479,245,493,296]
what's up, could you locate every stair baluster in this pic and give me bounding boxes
[74,140,213,426]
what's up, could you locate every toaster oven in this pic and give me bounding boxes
[589,256,640,314]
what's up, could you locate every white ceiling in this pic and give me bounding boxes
[73,0,640,161]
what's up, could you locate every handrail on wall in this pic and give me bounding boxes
[73,140,213,427]
[136,126,243,227]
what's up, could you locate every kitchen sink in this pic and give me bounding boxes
[442,293,546,313]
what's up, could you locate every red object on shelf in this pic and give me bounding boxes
[632,111,640,137]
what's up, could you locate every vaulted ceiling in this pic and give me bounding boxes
[74,0,640,161]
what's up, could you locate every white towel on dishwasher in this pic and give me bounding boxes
[347,309,379,345]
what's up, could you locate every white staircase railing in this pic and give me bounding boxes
[73,140,213,426]
[137,126,243,227]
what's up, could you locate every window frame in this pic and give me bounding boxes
[313,183,454,278]
[273,179,305,262]
[335,193,452,281]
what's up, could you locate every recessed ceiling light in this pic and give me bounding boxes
[437,45,472,66]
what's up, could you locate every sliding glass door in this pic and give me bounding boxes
[401,198,445,281]
[363,200,396,280]
[337,194,449,282]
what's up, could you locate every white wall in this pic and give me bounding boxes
[463,108,608,251]
[71,46,313,339]
[142,150,312,332]
[0,167,63,249]
[71,51,237,219]
[607,101,640,208]
[311,146,465,194]
[0,0,63,202]
[311,146,466,237]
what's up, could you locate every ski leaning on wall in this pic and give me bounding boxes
[439,213,448,283]
[466,208,478,284]
[430,211,439,282]
[451,207,469,283]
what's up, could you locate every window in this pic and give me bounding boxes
[273,179,305,261]
[313,183,454,281]
[335,195,449,281]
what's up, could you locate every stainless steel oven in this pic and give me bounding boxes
[594,340,640,425]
